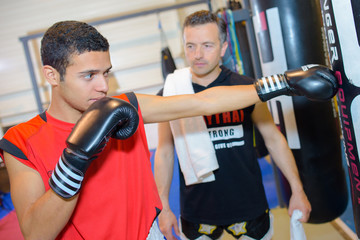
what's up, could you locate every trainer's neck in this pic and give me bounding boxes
[191,67,222,87]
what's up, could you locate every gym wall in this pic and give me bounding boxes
[0,0,221,135]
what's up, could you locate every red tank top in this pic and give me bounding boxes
[0,94,162,239]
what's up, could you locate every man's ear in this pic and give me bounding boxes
[220,41,228,57]
[42,65,60,86]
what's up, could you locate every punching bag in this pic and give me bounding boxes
[321,0,360,236]
[250,0,348,223]
[161,46,176,81]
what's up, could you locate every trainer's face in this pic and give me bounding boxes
[183,23,227,81]
[59,51,111,113]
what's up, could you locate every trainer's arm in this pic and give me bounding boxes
[252,102,311,222]
[5,152,78,239]
[154,122,180,240]
[137,85,259,123]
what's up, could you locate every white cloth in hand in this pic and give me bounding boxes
[290,209,306,240]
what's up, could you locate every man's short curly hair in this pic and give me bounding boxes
[41,21,109,81]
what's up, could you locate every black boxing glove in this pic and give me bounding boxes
[49,97,139,198]
[254,64,338,102]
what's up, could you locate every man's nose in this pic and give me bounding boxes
[194,46,203,59]
[96,75,109,92]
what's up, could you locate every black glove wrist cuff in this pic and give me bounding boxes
[255,74,289,101]
[49,156,84,199]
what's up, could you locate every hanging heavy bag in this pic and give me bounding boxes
[250,0,348,223]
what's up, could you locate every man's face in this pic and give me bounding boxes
[183,23,227,79]
[57,51,112,114]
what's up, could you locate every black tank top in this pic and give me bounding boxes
[179,66,269,225]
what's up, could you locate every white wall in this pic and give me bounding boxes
[0,0,228,134]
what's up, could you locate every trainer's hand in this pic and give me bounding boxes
[158,208,180,240]
[49,97,139,198]
[288,189,312,222]
[255,64,338,101]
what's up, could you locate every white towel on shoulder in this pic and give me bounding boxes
[163,67,219,185]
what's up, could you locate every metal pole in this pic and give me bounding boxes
[19,36,44,113]
[207,0,212,12]
[89,0,209,26]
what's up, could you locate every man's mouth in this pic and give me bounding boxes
[194,62,206,67]
[90,96,106,102]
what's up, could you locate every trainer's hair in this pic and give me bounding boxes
[41,21,109,81]
[183,10,227,45]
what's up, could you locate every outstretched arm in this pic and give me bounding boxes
[138,64,337,124]
[138,85,259,124]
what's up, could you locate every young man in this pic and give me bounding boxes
[155,10,313,240]
[0,20,335,239]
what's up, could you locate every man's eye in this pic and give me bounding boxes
[104,70,111,77]
[84,73,93,79]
